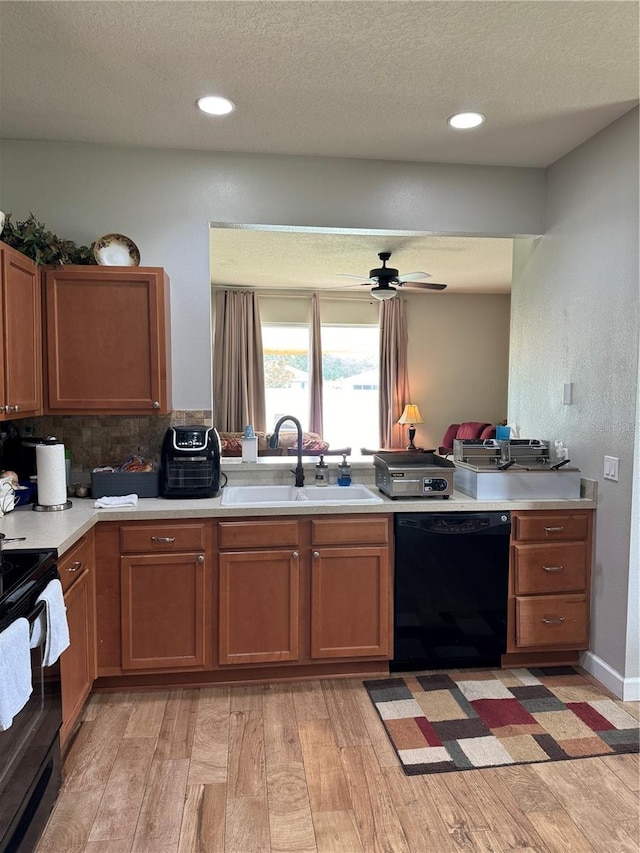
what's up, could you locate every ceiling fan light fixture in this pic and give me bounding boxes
[447,111,485,129]
[196,95,236,116]
[370,285,396,301]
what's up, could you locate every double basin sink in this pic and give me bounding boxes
[221,483,383,506]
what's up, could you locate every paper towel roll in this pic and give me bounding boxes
[36,443,68,506]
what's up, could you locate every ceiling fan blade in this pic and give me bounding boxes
[398,271,432,282]
[400,282,447,291]
[336,273,373,282]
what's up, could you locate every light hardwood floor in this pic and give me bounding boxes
[37,675,640,853]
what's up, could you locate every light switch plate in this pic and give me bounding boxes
[604,455,619,481]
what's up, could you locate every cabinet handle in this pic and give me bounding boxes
[153,401,160,409]
[68,561,82,573]
[312,551,320,559]
[542,616,565,625]
[292,551,299,559]
[543,526,565,534]
[197,555,205,563]
[5,404,19,413]
[151,536,176,543]
[542,565,564,572]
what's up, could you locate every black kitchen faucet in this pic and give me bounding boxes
[269,415,305,486]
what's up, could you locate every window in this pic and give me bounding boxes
[321,324,379,449]
[263,324,310,430]
[262,317,379,450]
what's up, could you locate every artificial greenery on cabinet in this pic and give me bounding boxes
[1,212,96,265]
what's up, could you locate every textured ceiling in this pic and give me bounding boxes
[1,1,637,168]
[1,0,637,294]
[210,228,514,295]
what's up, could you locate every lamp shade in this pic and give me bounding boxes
[371,285,396,301]
[398,404,423,425]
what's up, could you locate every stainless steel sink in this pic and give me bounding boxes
[221,483,383,506]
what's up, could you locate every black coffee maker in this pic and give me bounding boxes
[160,426,221,498]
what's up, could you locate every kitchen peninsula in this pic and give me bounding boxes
[0,456,597,754]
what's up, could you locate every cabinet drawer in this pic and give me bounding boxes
[514,513,589,542]
[120,523,206,553]
[513,542,588,595]
[58,535,92,593]
[218,520,300,550]
[516,595,589,648]
[311,516,389,546]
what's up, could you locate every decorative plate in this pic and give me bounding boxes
[93,233,141,266]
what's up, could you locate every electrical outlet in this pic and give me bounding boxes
[604,456,619,481]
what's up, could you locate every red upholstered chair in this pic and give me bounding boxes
[438,422,494,456]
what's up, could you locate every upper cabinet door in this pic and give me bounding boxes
[44,266,172,414]
[0,242,42,420]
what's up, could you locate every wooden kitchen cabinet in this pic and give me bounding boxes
[218,520,301,665]
[59,533,96,748]
[310,517,391,659]
[217,515,392,666]
[0,241,42,419]
[504,509,593,665]
[120,522,211,671]
[43,265,171,414]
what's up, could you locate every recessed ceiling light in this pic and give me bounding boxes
[447,112,486,130]
[196,96,235,116]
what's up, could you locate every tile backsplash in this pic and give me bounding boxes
[8,411,212,477]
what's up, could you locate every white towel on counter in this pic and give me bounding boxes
[0,617,33,730]
[36,579,70,667]
[94,493,139,508]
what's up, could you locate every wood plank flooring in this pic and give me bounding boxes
[37,676,640,853]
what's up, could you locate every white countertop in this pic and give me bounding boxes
[0,484,597,556]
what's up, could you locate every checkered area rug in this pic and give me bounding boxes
[364,667,639,776]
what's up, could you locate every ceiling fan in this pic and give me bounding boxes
[337,251,448,300]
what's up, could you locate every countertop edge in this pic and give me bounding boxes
[0,489,597,556]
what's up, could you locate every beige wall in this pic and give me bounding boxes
[407,293,510,450]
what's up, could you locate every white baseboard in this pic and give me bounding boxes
[581,651,640,701]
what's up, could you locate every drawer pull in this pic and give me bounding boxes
[151,536,176,544]
[542,565,564,573]
[543,526,565,534]
[197,555,205,563]
[292,551,299,559]
[542,616,565,625]
[68,561,82,573]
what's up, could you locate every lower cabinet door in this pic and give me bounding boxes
[310,546,390,659]
[60,567,95,746]
[218,549,300,665]
[120,552,208,670]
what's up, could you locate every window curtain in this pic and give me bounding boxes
[213,290,266,432]
[308,292,324,436]
[379,297,411,448]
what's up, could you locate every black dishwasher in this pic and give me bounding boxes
[392,512,511,671]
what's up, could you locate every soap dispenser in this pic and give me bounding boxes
[337,453,352,487]
[241,424,258,462]
[315,455,329,486]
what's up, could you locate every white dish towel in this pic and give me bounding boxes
[94,494,138,508]
[37,579,70,667]
[0,617,33,731]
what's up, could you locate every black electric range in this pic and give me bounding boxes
[0,547,62,853]
[0,549,59,630]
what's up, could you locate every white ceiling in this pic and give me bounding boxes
[1,0,637,293]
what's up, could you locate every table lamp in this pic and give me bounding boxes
[398,404,423,450]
